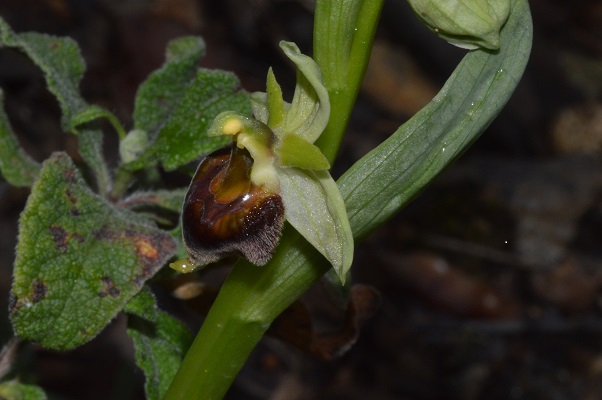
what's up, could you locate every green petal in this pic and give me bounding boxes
[276,133,330,170]
[279,41,330,143]
[277,168,353,283]
[266,68,286,129]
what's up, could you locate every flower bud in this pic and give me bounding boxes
[119,129,148,163]
[407,0,510,50]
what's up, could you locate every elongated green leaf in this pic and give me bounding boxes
[0,89,40,187]
[0,380,47,400]
[10,153,176,349]
[130,37,251,171]
[126,289,192,400]
[339,0,532,240]
[0,17,86,128]
[277,168,353,282]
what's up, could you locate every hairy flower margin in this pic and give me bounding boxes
[171,41,354,284]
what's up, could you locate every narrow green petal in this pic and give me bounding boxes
[266,68,286,129]
[276,133,330,170]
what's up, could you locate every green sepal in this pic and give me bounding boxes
[276,133,329,170]
[250,42,330,144]
[280,41,330,143]
[277,168,353,283]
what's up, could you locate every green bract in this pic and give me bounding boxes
[206,41,354,283]
[407,0,511,50]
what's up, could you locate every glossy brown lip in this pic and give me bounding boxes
[182,144,285,267]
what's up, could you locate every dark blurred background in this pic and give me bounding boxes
[1,0,602,399]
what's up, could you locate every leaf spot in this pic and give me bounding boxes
[32,279,48,303]
[65,188,80,216]
[99,277,120,298]
[49,224,68,253]
[135,238,159,259]
[63,167,76,183]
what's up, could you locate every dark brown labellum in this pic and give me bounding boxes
[182,144,284,267]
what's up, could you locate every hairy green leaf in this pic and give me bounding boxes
[339,0,532,239]
[0,17,111,194]
[10,153,176,349]
[0,89,40,187]
[126,289,192,400]
[69,105,127,139]
[153,68,250,170]
[0,17,85,128]
[77,129,111,196]
[134,36,205,136]
[0,380,47,400]
[130,37,251,171]
[118,188,187,213]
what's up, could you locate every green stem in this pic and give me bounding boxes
[313,0,384,164]
[163,228,328,400]
[110,167,135,200]
[106,112,128,141]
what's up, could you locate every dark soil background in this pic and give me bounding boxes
[1,0,602,399]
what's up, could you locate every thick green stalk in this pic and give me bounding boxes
[162,228,328,400]
[313,0,384,163]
